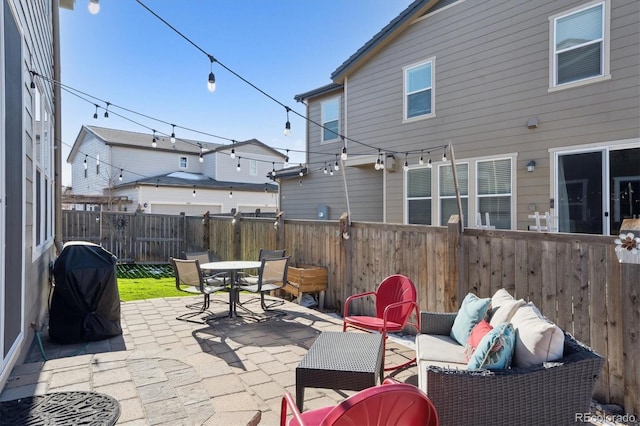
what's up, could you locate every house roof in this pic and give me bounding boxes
[294,83,343,103]
[117,171,278,193]
[330,0,447,83]
[67,126,286,162]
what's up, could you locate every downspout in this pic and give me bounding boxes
[52,0,63,254]
[341,76,351,223]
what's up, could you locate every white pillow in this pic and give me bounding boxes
[491,288,515,305]
[490,298,525,327]
[510,303,564,368]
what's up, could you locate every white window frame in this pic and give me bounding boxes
[321,97,340,143]
[549,0,611,91]
[403,57,435,122]
[179,156,188,169]
[437,162,468,227]
[404,165,433,225]
[32,83,54,253]
[475,157,513,230]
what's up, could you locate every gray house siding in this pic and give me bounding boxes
[2,0,57,391]
[286,0,639,232]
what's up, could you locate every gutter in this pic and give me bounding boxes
[53,0,63,253]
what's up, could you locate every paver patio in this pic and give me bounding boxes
[0,295,417,425]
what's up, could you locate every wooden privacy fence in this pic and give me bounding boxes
[60,210,638,415]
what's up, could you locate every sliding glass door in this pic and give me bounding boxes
[557,147,639,235]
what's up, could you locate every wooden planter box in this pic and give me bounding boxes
[284,263,328,309]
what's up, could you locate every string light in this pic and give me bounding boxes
[334,154,340,171]
[152,130,157,148]
[88,0,100,14]
[284,107,291,136]
[170,124,176,143]
[341,137,348,161]
[403,153,409,172]
[192,185,196,197]
[104,102,110,120]
[284,150,290,167]
[375,150,382,170]
[199,152,204,163]
[119,169,123,181]
[271,162,276,178]
[427,152,433,168]
[442,149,447,161]
[230,141,236,159]
[229,188,233,198]
[93,104,98,119]
[330,167,334,176]
[207,55,216,92]
[83,155,88,170]
[236,157,241,171]
[419,150,424,166]
[380,152,385,170]
[324,162,328,175]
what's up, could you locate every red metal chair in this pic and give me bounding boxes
[280,378,438,426]
[343,274,419,371]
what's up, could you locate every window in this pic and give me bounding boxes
[552,2,607,87]
[477,159,512,229]
[406,168,432,224]
[439,163,468,227]
[179,156,187,168]
[34,87,54,248]
[250,159,257,176]
[404,59,434,120]
[321,98,340,142]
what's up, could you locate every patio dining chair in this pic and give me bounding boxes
[171,257,228,324]
[236,256,290,317]
[343,274,420,371]
[280,378,438,426]
[183,250,229,282]
[236,248,286,285]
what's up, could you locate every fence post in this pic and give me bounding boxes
[232,210,242,260]
[622,263,640,417]
[447,215,463,312]
[203,211,210,250]
[276,211,285,250]
[340,212,352,314]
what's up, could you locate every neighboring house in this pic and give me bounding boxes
[1,0,64,391]
[66,125,284,216]
[282,0,639,235]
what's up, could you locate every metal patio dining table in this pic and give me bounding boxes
[200,260,261,318]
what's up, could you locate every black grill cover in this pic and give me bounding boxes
[49,241,122,344]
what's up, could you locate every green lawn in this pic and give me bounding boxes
[117,276,189,302]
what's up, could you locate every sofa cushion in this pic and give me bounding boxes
[510,303,565,368]
[465,319,493,360]
[467,322,516,370]
[450,293,491,346]
[416,333,468,365]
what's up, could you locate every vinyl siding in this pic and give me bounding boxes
[287,0,639,229]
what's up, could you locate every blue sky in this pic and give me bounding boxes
[59,0,414,186]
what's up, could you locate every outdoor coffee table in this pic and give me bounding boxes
[296,331,384,410]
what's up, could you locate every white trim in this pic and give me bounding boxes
[0,0,6,373]
[548,0,611,90]
[414,0,467,25]
[402,57,436,123]
[320,96,340,144]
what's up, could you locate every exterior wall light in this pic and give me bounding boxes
[527,160,536,172]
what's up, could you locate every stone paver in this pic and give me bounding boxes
[0,294,419,425]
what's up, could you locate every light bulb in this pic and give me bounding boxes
[83,156,88,169]
[427,158,432,168]
[230,147,235,159]
[236,160,241,171]
[284,121,291,136]
[119,170,123,181]
[152,139,157,148]
[341,146,348,161]
[199,153,204,163]
[374,159,381,170]
[104,111,109,120]
[330,168,334,176]
[229,191,233,198]
[170,126,176,143]
[442,151,447,161]
[207,72,216,92]
[324,163,328,174]
[88,0,100,14]
[403,160,409,172]
[419,152,424,165]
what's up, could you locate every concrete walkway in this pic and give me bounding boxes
[0,295,417,425]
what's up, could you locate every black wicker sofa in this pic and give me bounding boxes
[416,310,604,426]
